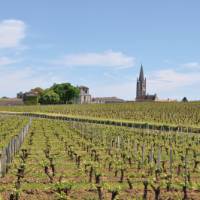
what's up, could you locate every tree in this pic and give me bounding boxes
[51,83,80,104]
[23,95,38,105]
[30,87,44,96]
[39,90,60,105]
[182,97,188,102]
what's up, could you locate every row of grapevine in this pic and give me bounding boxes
[0,117,32,177]
[0,116,29,149]
[1,111,200,134]
[1,118,200,199]
[0,102,200,127]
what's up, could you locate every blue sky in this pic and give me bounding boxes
[0,0,200,100]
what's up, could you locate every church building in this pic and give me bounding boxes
[136,65,158,101]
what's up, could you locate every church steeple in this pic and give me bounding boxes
[136,65,146,100]
[139,64,144,81]
[135,64,157,101]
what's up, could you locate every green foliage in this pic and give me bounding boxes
[51,83,80,104]
[2,118,200,199]
[30,87,44,96]
[39,83,79,105]
[53,181,73,192]
[23,95,38,105]
[105,182,122,193]
[0,116,29,149]
[2,102,200,128]
[39,90,60,105]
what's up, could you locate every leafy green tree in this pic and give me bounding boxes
[30,87,44,96]
[39,90,60,104]
[51,83,79,104]
[23,95,38,105]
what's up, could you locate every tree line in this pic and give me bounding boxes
[22,83,80,105]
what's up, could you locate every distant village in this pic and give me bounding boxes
[0,65,183,106]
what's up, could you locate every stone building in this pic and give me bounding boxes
[136,65,157,101]
[92,97,124,104]
[77,86,91,104]
[17,92,24,99]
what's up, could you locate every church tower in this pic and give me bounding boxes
[136,65,146,100]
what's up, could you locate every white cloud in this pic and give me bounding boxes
[94,69,200,100]
[53,50,135,69]
[89,68,200,100]
[150,69,200,88]
[0,56,18,66]
[0,19,26,48]
[0,67,64,97]
[181,62,200,69]
[147,69,200,99]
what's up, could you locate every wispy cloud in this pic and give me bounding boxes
[0,19,26,48]
[181,62,200,69]
[0,67,64,97]
[52,50,135,69]
[0,56,18,66]
[90,68,200,100]
[149,69,200,93]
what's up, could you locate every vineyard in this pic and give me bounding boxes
[0,116,200,199]
[0,116,29,149]
[0,102,200,127]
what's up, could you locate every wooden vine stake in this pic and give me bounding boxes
[157,146,161,170]
[169,145,173,175]
[149,146,153,163]
[117,136,120,149]
[183,152,188,200]
[142,144,145,165]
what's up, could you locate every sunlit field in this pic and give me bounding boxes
[0,102,200,127]
[0,102,200,199]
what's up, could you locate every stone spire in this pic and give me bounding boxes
[136,65,146,100]
[139,64,144,81]
[136,65,157,101]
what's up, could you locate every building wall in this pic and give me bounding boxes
[80,87,89,95]
[136,66,158,101]
[92,97,124,104]
[80,95,91,104]
[136,78,146,99]
[79,95,91,104]
[76,86,92,104]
